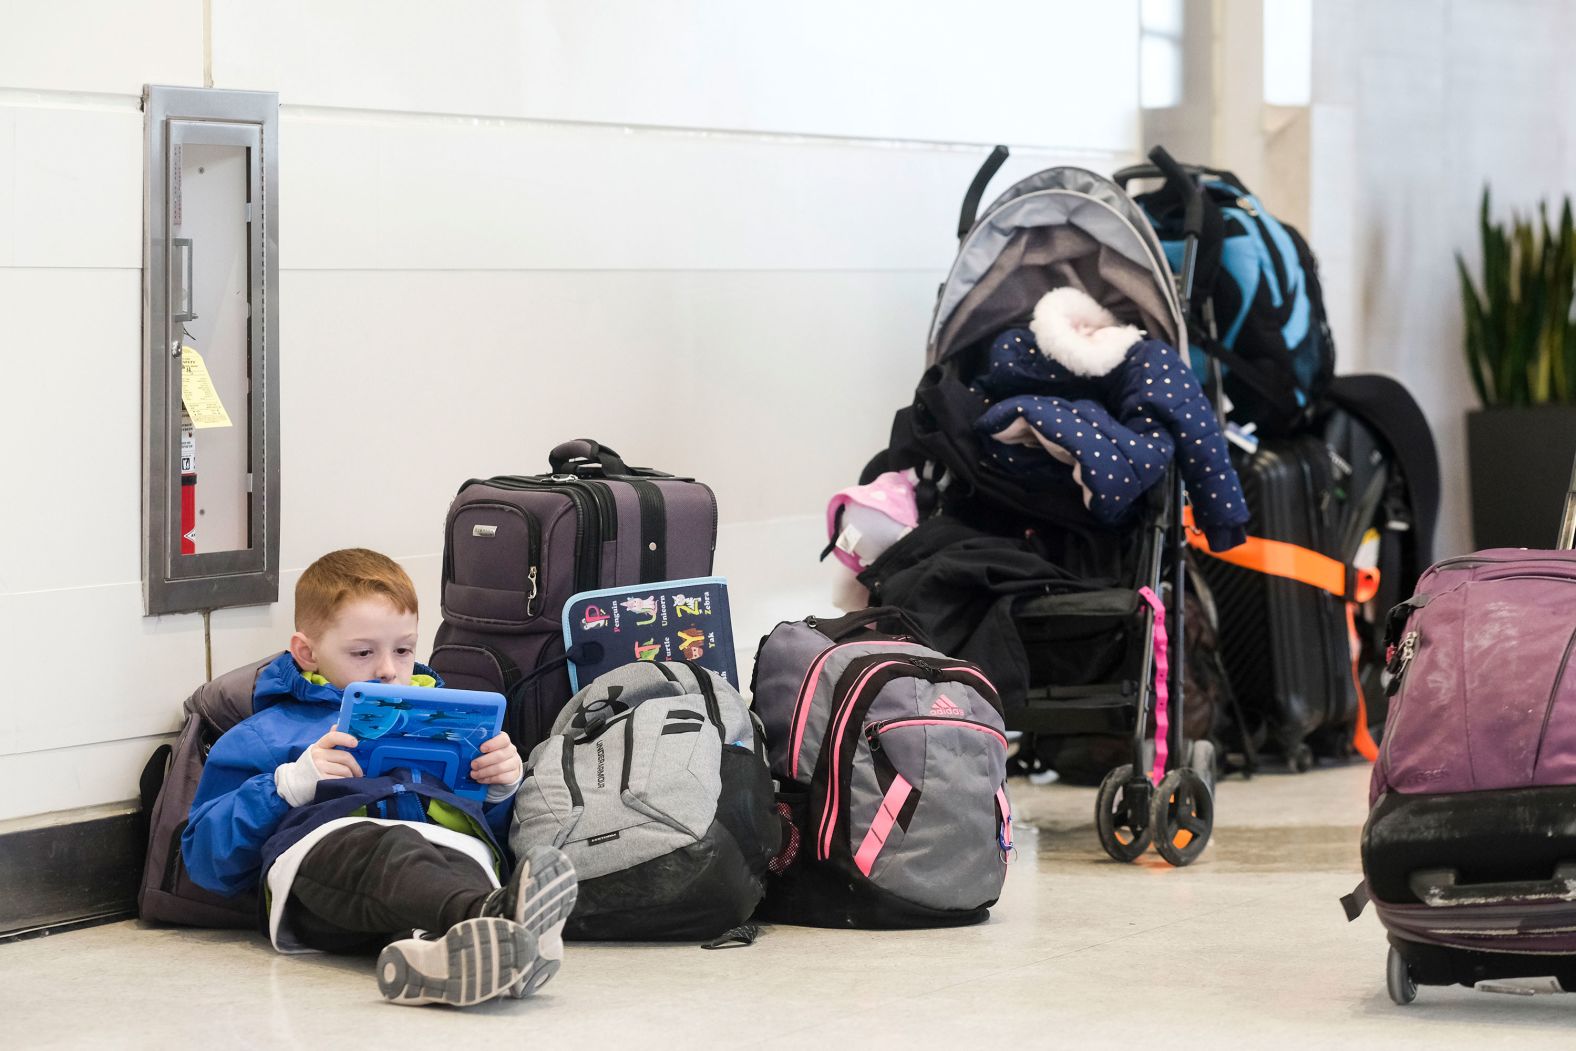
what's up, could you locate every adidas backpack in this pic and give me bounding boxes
[751,609,1013,928]
[510,660,780,941]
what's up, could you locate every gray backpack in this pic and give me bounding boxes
[510,660,781,940]
[751,609,1013,928]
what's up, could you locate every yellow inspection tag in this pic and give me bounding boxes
[180,345,233,429]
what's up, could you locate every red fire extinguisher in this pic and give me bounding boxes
[180,420,197,555]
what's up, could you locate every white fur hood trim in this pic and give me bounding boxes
[1029,287,1142,377]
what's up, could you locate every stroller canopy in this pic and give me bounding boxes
[928,167,1185,369]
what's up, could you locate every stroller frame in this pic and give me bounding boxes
[912,146,1220,866]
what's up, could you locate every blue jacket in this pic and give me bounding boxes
[181,653,511,897]
[974,329,1249,551]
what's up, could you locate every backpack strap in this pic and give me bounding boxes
[1190,330,1307,427]
[1183,506,1379,603]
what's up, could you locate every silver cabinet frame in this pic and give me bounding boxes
[142,85,280,615]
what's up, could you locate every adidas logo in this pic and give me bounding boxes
[929,695,965,717]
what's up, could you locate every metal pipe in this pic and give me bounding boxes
[1167,466,1187,772]
[1560,456,1576,551]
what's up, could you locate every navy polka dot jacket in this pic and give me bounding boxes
[973,327,1249,552]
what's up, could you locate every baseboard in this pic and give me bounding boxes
[0,804,143,943]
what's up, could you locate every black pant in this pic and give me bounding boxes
[288,823,495,954]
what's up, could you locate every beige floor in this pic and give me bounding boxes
[5,763,1575,1048]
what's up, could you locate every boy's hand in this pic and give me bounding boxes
[276,730,362,807]
[310,730,363,779]
[471,732,522,785]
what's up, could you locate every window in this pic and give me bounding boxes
[1263,0,1312,106]
[1140,0,1185,109]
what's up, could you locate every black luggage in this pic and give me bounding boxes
[429,440,718,756]
[1198,434,1364,769]
[1197,375,1438,770]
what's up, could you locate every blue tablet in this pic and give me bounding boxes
[335,681,506,801]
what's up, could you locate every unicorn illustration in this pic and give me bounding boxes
[621,595,658,626]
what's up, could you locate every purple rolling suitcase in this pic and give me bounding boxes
[429,440,717,755]
[1349,457,1576,1001]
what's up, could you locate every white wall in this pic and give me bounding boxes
[0,1,1141,821]
[1314,0,1576,558]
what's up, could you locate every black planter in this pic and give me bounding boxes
[1467,406,1576,549]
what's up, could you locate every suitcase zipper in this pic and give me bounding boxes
[443,501,543,619]
[585,480,618,541]
[481,476,602,597]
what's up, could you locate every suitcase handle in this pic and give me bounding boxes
[549,439,634,478]
[1409,864,1576,907]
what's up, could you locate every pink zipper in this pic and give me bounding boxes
[816,662,999,858]
[787,640,927,779]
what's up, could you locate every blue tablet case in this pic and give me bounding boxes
[562,576,737,692]
[335,682,505,800]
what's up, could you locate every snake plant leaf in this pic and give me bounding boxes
[1459,253,1492,404]
[1462,187,1576,408]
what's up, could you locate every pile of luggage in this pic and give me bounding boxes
[136,145,1576,1003]
[141,441,1014,942]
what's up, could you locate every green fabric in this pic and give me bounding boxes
[428,799,505,876]
[301,670,437,687]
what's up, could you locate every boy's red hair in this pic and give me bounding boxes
[295,548,418,635]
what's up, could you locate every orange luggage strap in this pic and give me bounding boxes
[1182,506,1380,605]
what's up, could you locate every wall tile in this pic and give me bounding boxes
[0,0,202,96]
[0,268,142,594]
[0,101,142,269]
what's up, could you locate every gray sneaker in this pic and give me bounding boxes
[377,916,536,1007]
[480,845,579,999]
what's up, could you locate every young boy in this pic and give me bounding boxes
[182,548,577,1007]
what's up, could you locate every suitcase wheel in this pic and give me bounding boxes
[1095,765,1152,863]
[1290,743,1315,774]
[1386,946,1417,1005]
[1151,768,1213,867]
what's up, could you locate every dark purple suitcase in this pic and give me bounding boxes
[1350,459,1576,1002]
[429,440,717,754]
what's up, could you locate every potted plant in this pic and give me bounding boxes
[1459,189,1576,549]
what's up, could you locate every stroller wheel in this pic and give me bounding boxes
[1151,768,1213,867]
[1095,764,1152,863]
[1386,946,1418,1005]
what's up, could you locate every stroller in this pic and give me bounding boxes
[858,146,1227,867]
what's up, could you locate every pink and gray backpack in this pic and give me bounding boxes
[751,608,1012,928]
